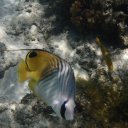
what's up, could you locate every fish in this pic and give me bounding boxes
[17,49,76,120]
[96,37,114,72]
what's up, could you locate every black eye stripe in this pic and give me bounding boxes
[29,51,37,58]
[60,100,68,119]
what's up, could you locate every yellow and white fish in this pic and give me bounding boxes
[17,49,76,120]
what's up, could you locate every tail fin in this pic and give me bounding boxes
[65,99,75,120]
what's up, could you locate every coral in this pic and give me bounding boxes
[0,43,6,78]
[70,0,128,45]
[70,0,103,30]
[76,67,128,127]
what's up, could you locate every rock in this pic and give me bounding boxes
[0,43,6,78]
[121,35,128,46]
[0,103,15,128]
[0,0,128,127]
[70,0,128,46]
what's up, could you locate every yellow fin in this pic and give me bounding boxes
[96,37,114,72]
[17,59,29,82]
[28,79,38,93]
[28,79,42,99]
[28,71,42,82]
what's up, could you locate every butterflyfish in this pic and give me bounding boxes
[17,49,76,120]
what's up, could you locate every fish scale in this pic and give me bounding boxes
[17,49,76,120]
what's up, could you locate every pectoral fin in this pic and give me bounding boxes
[28,79,42,99]
[28,79,38,94]
[28,71,42,82]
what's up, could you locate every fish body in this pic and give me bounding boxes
[18,49,76,120]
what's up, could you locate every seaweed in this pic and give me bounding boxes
[76,67,128,127]
[96,37,114,72]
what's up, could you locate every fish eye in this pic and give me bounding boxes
[29,51,37,58]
